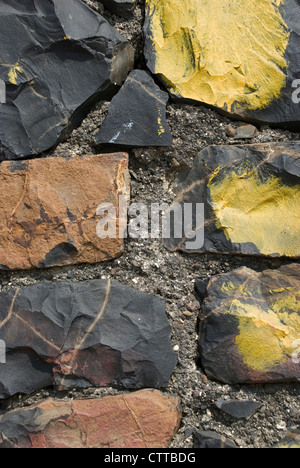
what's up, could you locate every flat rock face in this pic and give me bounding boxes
[164,141,300,258]
[199,264,300,384]
[96,70,173,147]
[0,153,129,270]
[0,280,177,399]
[215,400,262,420]
[0,390,181,448]
[144,0,300,129]
[193,430,237,449]
[100,0,135,18]
[0,0,134,161]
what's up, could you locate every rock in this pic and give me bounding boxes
[274,429,300,448]
[95,70,173,148]
[225,126,237,138]
[0,0,134,161]
[0,153,129,271]
[144,0,300,130]
[215,400,262,419]
[234,124,259,140]
[100,0,135,18]
[199,264,300,384]
[0,390,181,448]
[164,141,300,258]
[193,430,237,449]
[195,279,210,302]
[0,280,177,399]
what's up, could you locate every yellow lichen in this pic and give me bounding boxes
[146,0,290,111]
[208,165,300,257]
[224,292,300,373]
[8,62,23,86]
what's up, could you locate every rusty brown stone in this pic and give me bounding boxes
[0,153,129,270]
[0,390,182,448]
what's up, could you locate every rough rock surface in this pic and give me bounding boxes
[144,0,300,129]
[215,400,262,420]
[0,0,134,161]
[96,70,173,147]
[0,390,181,448]
[274,429,300,448]
[0,153,129,271]
[0,280,177,398]
[199,264,300,384]
[100,0,135,18]
[193,430,237,449]
[164,141,300,258]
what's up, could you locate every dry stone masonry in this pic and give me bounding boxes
[0,0,299,450]
[0,0,134,160]
[0,279,177,398]
[0,390,181,448]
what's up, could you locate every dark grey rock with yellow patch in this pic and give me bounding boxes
[198,264,300,385]
[163,141,300,258]
[95,70,173,148]
[0,0,134,161]
[0,280,177,399]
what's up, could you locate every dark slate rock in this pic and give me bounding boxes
[95,70,173,148]
[193,430,237,449]
[199,264,300,385]
[0,280,177,399]
[0,0,134,161]
[0,391,181,448]
[215,400,262,419]
[144,0,300,130]
[163,141,300,258]
[100,0,135,18]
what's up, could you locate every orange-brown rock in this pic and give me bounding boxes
[0,153,129,270]
[0,390,181,448]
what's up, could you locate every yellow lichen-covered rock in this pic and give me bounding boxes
[144,0,300,128]
[164,141,300,259]
[199,264,300,384]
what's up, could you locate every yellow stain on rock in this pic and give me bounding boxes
[8,63,23,85]
[208,165,300,257]
[146,0,290,111]
[223,288,300,373]
[157,108,165,136]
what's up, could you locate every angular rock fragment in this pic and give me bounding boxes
[234,124,259,140]
[164,142,300,258]
[100,0,135,18]
[144,0,300,129]
[0,153,129,271]
[215,400,262,419]
[0,280,177,399]
[193,430,237,449]
[0,390,181,448]
[199,264,300,384]
[96,70,173,148]
[274,429,300,448]
[0,0,134,161]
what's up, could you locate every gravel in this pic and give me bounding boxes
[0,1,299,448]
